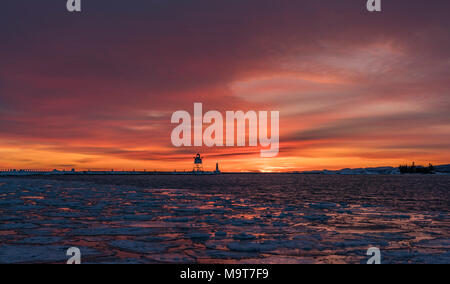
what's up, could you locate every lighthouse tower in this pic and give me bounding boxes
[193,153,204,172]
[214,162,221,174]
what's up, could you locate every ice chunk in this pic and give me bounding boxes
[0,245,99,264]
[71,227,157,236]
[13,236,64,245]
[110,240,172,254]
[233,233,256,240]
[187,233,211,241]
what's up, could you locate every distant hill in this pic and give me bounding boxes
[435,164,450,173]
[300,165,450,175]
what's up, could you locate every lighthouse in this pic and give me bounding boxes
[193,153,204,172]
[214,162,221,174]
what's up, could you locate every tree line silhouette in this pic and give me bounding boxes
[399,162,435,174]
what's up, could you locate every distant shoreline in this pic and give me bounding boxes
[1,164,449,177]
[0,169,450,177]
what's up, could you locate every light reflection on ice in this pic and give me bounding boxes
[0,175,448,264]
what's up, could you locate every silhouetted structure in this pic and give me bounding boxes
[399,162,435,174]
[193,153,204,172]
[214,162,221,174]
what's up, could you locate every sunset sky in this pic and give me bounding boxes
[0,0,449,172]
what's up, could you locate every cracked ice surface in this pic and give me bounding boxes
[0,174,448,264]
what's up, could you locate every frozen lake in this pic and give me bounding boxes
[0,174,449,264]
